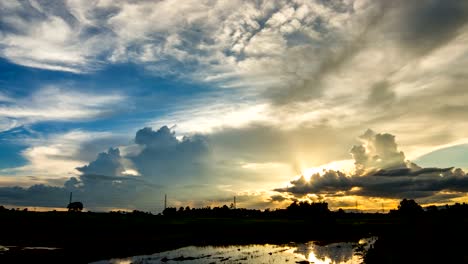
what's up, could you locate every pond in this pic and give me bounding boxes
[91,237,377,264]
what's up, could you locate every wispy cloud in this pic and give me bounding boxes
[0,129,120,180]
[0,86,125,131]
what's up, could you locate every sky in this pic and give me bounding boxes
[0,0,468,212]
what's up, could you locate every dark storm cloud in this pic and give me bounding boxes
[279,170,352,195]
[370,167,453,177]
[0,184,68,207]
[395,0,468,54]
[270,194,288,202]
[275,167,468,200]
[275,130,468,200]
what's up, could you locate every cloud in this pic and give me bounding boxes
[393,0,468,55]
[4,1,468,157]
[0,174,160,209]
[76,148,124,177]
[60,125,210,187]
[366,81,396,106]
[2,0,468,210]
[351,129,406,175]
[270,194,288,202]
[0,0,114,72]
[1,126,467,211]
[275,130,468,202]
[277,166,468,200]
[2,0,468,108]
[131,126,211,184]
[218,123,356,160]
[0,86,125,131]
[0,125,212,210]
[0,129,124,179]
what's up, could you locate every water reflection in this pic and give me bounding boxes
[92,237,377,264]
[294,237,377,264]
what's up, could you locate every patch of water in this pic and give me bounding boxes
[91,237,377,264]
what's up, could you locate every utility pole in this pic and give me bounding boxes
[69,192,73,204]
[355,200,358,213]
[164,194,167,210]
[234,196,236,209]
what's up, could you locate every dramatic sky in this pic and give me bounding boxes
[1,0,468,212]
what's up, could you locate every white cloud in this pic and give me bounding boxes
[0,1,109,73]
[149,101,271,134]
[0,130,116,181]
[0,86,124,131]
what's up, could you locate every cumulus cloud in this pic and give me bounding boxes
[1,126,467,210]
[68,125,211,185]
[0,125,213,210]
[275,130,468,202]
[351,129,406,175]
[131,126,211,184]
[76,148,124,177]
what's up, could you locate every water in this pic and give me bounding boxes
[91,237,377,264]
[0,245,60,252]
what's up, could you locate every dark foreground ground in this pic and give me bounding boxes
[0,209,467,263]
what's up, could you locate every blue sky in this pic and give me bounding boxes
[0,0,468,212]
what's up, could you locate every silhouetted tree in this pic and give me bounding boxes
[286,201,330,219]
[67,201,83,212]
[397,199,423,216]
[426,205,438,213]
[163,207,176,216]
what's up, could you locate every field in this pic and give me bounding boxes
[0,205,467,263]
